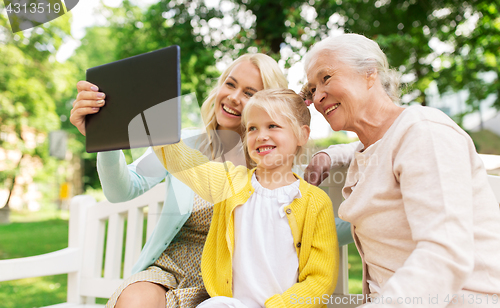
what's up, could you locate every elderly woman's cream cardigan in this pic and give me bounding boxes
[327,106,500,307]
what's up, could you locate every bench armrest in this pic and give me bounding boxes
[0,247,81,282]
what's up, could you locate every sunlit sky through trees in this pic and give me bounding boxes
[52,0,498,136]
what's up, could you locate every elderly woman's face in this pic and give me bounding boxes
[306,51,369,132]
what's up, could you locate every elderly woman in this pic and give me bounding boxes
[304,33,500,307]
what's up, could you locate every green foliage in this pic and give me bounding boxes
[230,0,304,55]
[96,0,222,104]
[226,0,500,113]
[0,11,75,208]
[62,0,231,189]
[3,0,499,209]
[436,1,500,114]
[284,0,489,106]
[65,0,500,166]
[71,27,119,70]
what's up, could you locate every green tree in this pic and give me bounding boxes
[61,0,500,193]
[58,26,119,191]
[75,0,500,112]
[277,0,498,107]
[62,0,228,190]
[225,0,500,113]
[0,10,73,211]
[435,1,500,122]
[98,0,222,103]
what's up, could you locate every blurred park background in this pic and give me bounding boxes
[1,0,500,306]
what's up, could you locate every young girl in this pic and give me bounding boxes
[154,89,339,308]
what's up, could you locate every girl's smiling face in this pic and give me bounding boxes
[215,61,264,134]
[245,106,303,173]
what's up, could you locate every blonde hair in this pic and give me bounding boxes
[304,33,401,103]
[199,54,288,160]
[241,88,311,168]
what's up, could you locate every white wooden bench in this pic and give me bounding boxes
[0,169,499,308]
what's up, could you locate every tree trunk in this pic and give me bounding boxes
[0,175,15,224]
[3,177,15,209]
[415,67,427,106]
[2,153,26,209]
[248,1,288,55]
[0,207,9,224]
[478,103,484,131]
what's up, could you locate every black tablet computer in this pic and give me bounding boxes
[85,45,181,153]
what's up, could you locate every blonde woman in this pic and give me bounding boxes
[71,53,353,308]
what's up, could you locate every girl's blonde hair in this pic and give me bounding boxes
[241,88,311,168]
[199,54,288,160]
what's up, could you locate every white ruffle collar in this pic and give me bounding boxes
[250,173,302,218]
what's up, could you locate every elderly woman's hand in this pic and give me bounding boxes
[304,152,331,186]
[70,81,106,136]
[299,84,313,107]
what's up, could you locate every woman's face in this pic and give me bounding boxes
[306,51,369,132]
[215,61,264,134]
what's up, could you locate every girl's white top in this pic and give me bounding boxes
[198,173,301,308]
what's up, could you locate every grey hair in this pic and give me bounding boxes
[304,33,401,103]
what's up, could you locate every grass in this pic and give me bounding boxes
[0,209,364,307]
[0,216,70,308]
[0,210,108,307]
[0,219,68,259]
[348,243,363,294]
[8,208,70,223]
[0,275,68,308]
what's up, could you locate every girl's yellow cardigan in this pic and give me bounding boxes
[154,141,339,308]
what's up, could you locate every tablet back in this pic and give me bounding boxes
[85,45,181,153]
